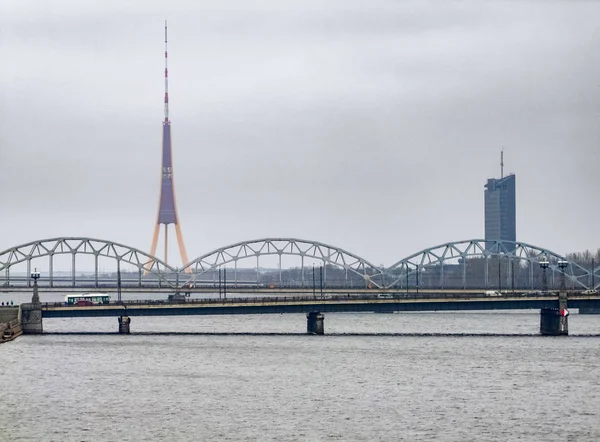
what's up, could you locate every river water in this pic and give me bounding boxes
[1,306,600,441]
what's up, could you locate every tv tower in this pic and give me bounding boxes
[148,21,190,268]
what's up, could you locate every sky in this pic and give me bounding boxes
[1,0,599,269]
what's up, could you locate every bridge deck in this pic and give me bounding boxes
[40,293,600,317]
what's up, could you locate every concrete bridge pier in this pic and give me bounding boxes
[540,293,568,336]
[307,311,324,335]
[540,309,563,335]
[21,279,43,334]
[118,316,131,334]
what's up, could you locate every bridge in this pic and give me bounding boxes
[42,292,600,317]
[3,236,598,337]
[33,291,600,335]
[1,237,598,292]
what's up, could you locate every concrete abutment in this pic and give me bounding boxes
[0,307,22,343]
[21,303,43,334]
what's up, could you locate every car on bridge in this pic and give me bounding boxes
[167,293,188,303]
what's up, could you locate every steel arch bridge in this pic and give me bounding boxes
[0,238,174,288]
[0,237,597,291]
[384,239,599,291]
[179,238,383,288]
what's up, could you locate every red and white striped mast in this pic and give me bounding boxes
[164,20,169,123]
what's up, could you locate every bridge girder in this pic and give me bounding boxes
[0,237,175,286]
[179,238,383,287]
[1,237,597,291]
[385,239,597,290]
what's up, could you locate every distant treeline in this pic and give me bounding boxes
[564,249,600,268]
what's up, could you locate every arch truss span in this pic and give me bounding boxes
[179,238,383,289]
[0,237,176,288]
[385,239,597,291]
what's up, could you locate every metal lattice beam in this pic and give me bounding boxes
[1,237,597,291]
[385,239,597,290]
[0,237,175,286]
[180,238,382,287]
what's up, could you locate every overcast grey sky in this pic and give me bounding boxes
[1,0,599,267]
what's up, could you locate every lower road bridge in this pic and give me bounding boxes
[30,291,600,336]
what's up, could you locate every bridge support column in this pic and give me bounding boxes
[22,278,43,334]
[118,316,131,334]
[540,309,567,336]
[307,311,324,335]
[21,304,43,334]
[541,283,569,335]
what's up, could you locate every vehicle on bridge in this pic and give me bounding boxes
[167,293,189,303]
[65,294,110,306]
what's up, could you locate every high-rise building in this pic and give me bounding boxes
[484,174,516,247]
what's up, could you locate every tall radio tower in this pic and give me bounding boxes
[148,21,190,269]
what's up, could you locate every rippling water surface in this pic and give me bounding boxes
[1,311,600,441]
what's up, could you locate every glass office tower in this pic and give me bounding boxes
[484,174,516,249]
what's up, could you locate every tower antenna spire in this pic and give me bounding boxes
[164,20,169,122]
[500,148,504,178]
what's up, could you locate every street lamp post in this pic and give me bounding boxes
[319,266,323,298]
[30,268,40,304]
[223,268,227,300]
[312,264,316,299]
[592,257,595,291]
[539,258,549,294]
[218,268,222,299]
[557,260,568,293]
[498,255,502,294]
[511,258,515,294]
[117,263,122,303]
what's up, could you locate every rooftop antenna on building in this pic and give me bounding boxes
[500,148,504,179]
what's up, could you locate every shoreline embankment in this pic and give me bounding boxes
[0,307,22,343]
